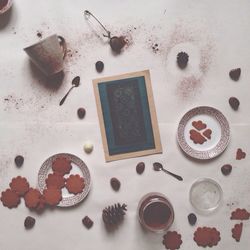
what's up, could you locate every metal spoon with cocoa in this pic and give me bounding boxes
[59,76,80,106]
[153,162,183,181]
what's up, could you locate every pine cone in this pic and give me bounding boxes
[102,203,127,226]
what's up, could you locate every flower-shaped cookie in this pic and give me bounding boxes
[162,231,182,250]
[194,227,221,247]
[45,173,65,189]
[24,188,42,209]
[1,189,21,208]
[231,208,250,220]
[52,157,72,176]
[9,176,30,196]
[65,174,85,194]
[43,188,62,206]
[232,223,243,242]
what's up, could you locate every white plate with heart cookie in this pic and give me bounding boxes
[177,106,230,160]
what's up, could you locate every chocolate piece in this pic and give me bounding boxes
[177,52,189,69]
[232,223,243,242]
[24,216,36,229]
[229,97,240,110]
[202,129,212,140]
[14,155,24,167]
[65,174,85,194]
[0,189,20,208]
[24,188,42,209]
[77,108,86,119]
[236,148,246,160]
[9,176,30,196]
[110,36,126,53]
[52,157,72,176]
[82,216,94,229]
[45,173,65,189]
[231,208,250,220]
[153,162,163,171]
[190,129,207,144]
[110,177,121,191]
[162,231,182,250]
[192,120,207,131]
[43,188,62,206]
[188,213,197,226]
[136,162,145,174]
[229,68,241,81]
[194,227,221,247]
[221,164,232,176]
[95,61,104,73]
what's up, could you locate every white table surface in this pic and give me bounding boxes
[0,0,250,249]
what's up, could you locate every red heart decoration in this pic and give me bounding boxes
[190,130,207,144]
[203,129,212,140]
[236,148,246,160]
[192,120,207,131]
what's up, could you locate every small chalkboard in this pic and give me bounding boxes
[93,70,162,162]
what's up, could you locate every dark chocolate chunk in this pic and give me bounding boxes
[95,61,104,73]
[136,162,145,174]
[177,52,189,69]
[229,68,241,81]
[82,216,93,229]
[221,164,232,176]
[110,36,126,53]
[153,162,163,171]
[77,108,86,119]
[24,216,36,229]
[188,213,197,226]
[229,97,240,110]
[110,177,121,191]
[15,155,24,167]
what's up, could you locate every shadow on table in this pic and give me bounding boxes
[28,60,65,92]
[0,8,13,30]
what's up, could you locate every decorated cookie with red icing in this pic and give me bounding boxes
[232,223,243,242]
[194,227,221,247]
[52,157,72,175]
[162,231,182,250]
[65,174,85,194]
[46,173,65,189]
[236,148,246,160]
[231,208,250,220]
[9,176,30,196]
[190,129,207,144]
[43,188,62,206]
[24,188,42,209]
[192,120,207,131]
[1,189,21,208]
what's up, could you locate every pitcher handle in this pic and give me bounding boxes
[58,36,67,59]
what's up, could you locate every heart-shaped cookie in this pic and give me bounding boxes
[236,148,246,160]
[203,129,212,140]
[190,130,207,144]
[192,120,207,131]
